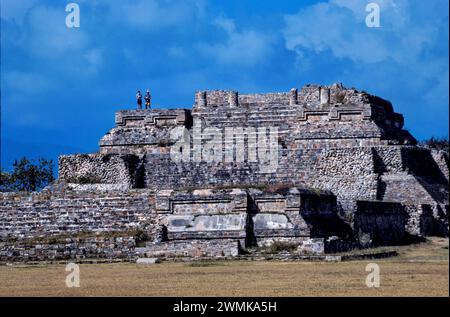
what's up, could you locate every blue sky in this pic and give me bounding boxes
[1,0,449,171]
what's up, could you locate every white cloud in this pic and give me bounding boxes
[3,71,52,94]
[198,17,274,67]
[3,4,105,77]
[168,46,187,58]
[282,0,439,65]
[2,71,53,126]
[83,49,104,74]
[0,0,39,23]
[214,17,236,33]
[24,6,89,58]
[106,0,201,31]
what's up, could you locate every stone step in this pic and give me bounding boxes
[197,113,298,119]
[200,113,298,120]
[136,257,160,264]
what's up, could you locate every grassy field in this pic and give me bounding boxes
[0,237,448,297]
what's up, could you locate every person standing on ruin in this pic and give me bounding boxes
[136,90,143,109]
[145,90,152,109]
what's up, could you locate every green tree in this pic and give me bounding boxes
[0,157,55,192]
[0,171,13,191]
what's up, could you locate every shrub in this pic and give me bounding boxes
[265,241,298,253]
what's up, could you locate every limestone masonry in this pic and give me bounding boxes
[1,83,448,262]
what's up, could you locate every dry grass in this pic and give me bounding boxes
[0,238,448,297]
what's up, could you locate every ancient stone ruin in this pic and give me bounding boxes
[1,83,448,262]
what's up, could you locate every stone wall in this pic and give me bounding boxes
[142,146,381,202]
[0,184,446,262]
[308,148,378,201]
[256,237,325,255]
[374,146,449,204]
[0,236,136,263]
[431,150,449,182]
[143,187,341,258]
[59,144,448,208]
[354,201,409,246]
[0,188,163,262]
[405,204,449,237]
[0,189,156,241]
[58,154,144,188]
[143,239,239,258]
[99,109,191,155]
[373,146,404,173]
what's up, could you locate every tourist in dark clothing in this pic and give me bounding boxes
[136,91,142,109]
